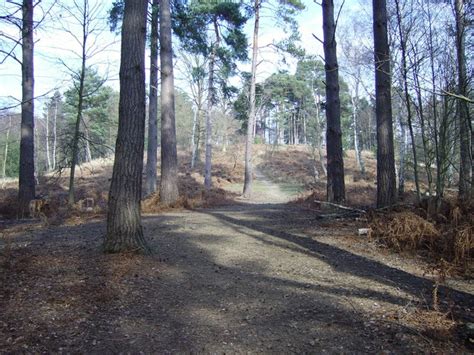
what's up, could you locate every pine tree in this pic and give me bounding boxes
[373,0,397,208]
[104,0,150,254]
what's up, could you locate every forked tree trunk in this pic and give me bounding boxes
[145,0,159,196]
[243,0,260,198]
[159,0,179,204]
[322,0,345,203]
[373,0,397,208]
[18,0,36,217]
[104,0,150,254]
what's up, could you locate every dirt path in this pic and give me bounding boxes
[230,168,303,204]
[1,178,473,353]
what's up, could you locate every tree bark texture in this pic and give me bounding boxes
[454,0,471,200]
[145,0,159,196]
[322,0,345,203]
[104,0,150,254]
[159,0,179,204]
[18,0,36,217]
[243,0,261,198]
[373,0,397,208]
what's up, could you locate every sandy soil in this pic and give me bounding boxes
[1,172,473,353]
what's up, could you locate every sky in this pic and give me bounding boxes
[0,0,368,114]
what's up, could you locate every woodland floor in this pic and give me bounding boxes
[1,169,474,353]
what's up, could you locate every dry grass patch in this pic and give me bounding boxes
[368,199,473,275]
[369,211,440,252]
[384,307,457,341]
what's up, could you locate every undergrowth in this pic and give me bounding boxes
[368,198,473,276]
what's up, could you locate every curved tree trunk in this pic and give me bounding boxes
[322,0,345,203]
[145,0,159,196]
[104,0,150,254]
[159,0,179,204]
[373,0,396,208]
[18,0,36,217]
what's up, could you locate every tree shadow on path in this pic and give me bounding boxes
[203,203,474,322]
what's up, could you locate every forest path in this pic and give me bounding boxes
[1,183,473,352]
[226,167,304,204]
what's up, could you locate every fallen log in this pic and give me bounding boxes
[313,200,366,214]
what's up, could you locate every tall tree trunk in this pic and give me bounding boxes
[426,1,442,200]
[145,0,159,196]
[45,106,51,171]
[84,126,92,162]
[454,0,471,200]
[191,106,198,168]
[322,0,345,203]
[413,65,432,195]
[313,90,327,176]
[68,0,88,205]
[204,20,220,190]
[397,97,408,198]
[373,0,397,208]
[159,0,179,204]
[18,0,35,217]
[68,50,86,205]
[2,115,12,179]
[394,0,420,201]
[351,92,365,177]
[302,112,307,145]
[52,100,57,170]
[104,0,150,254]
[243,0,260,198]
